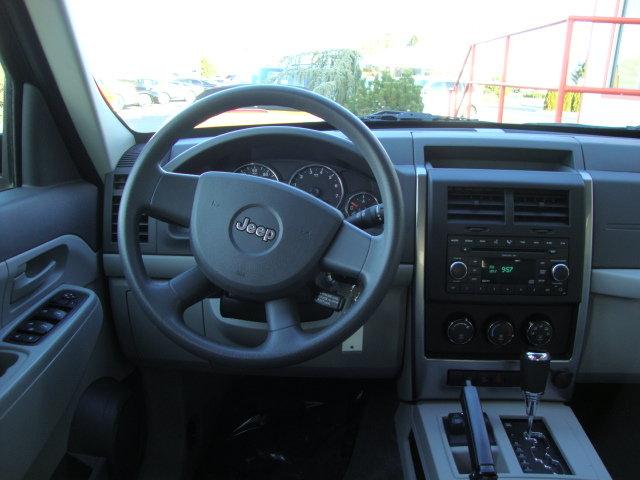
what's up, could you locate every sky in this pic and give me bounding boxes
[65,0,620,83]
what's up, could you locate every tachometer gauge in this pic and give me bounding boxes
[289,164,344,208]
[234,163,279,181]
[345,192,379,216]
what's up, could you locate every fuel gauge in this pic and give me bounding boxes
[345,192,379,216]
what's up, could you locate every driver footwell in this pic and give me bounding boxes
[195,378,401,480]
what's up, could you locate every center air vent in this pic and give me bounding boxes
[513,189,569,225]
[447,187,505,223]
[111,174,149,243]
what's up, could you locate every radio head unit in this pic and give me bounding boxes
[446,236,569,296]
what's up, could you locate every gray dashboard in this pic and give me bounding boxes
[102,126,640,392]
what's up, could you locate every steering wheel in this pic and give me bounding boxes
[119,85,404,368]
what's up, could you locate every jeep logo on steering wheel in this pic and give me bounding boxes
[234,217,277,242]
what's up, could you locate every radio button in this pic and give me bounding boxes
[552,285,567,295]
[470,259,481,267]
[477,285,488,294]
[447,283,460,293]
[449,261,468,280]
[551,263,570,282]
[460,284,473,293]
[516,286,527,295]
[489,285,500,294]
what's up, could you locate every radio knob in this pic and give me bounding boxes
[487,318,515,346]
[526,318,553,346]
[447,317,475,345]
[551,263,570,282]
[449,261,468,280]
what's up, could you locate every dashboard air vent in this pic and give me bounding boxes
[513,189,569,225]
[447,187,505,223]
[117,144,146,168]
[111,174,149,243]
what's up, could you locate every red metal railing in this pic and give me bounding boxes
[451,16,640,123]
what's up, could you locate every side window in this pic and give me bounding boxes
[0,61,15,191]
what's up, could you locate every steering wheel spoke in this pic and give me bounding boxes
[149,266,219,317]
[147,171,199,228]
[321,220,377,281]
[263,297,307,348]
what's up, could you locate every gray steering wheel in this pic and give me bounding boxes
[118,85,404,368]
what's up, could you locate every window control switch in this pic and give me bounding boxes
[18,320,55,335]
[7,332,42,344]
[34,307,67,323]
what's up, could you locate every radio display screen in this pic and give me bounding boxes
[481,258,536,284]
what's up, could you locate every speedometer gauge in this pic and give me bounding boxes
[289,164,344,208]
[234,163,279,181]
[345,192,379,216]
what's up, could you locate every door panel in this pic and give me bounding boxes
[0,286,102,480]
[0,235,98,327]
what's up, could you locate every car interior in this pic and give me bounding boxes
[1,1,639,479]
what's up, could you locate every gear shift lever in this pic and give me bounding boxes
[520,351,551,439]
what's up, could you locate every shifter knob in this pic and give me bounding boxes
[520,351,551,394]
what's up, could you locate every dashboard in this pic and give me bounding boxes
[103,127,640,401]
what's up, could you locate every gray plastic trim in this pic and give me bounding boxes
[396,400,611,480]
[0,286,103,480]
[103,253,413,283]
[1,235,98,327]
[591,269,640,299]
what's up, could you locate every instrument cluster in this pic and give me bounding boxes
[232,161,379,216]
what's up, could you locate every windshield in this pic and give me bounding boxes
[66,0,640,132]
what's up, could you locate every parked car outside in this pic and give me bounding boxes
[97,79,149,110]
[134,78,197,104]
[172,78,218,97]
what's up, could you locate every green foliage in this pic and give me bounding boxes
[359,70,423,114]
[199,57,216,79]
[570,62,586,85]
[278,49,423,115]
[279,49,363,108]
[543,90,582,112]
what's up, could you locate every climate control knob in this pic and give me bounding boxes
[449,261,468,280]
[487,318,515,346]
[526,318,553,346]
[447,317,475,345]
[551,263,570,282]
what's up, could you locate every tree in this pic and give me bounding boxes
[278,49,423,115]
[364,70,423,113]
[199,57,216,79]
[279,49,363,107]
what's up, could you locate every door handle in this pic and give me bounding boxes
[11,260,57,303]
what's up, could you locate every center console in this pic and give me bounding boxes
[416,164,590,400]
[397,136,608,479]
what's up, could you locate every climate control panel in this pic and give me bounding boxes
[427,303,574,360]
